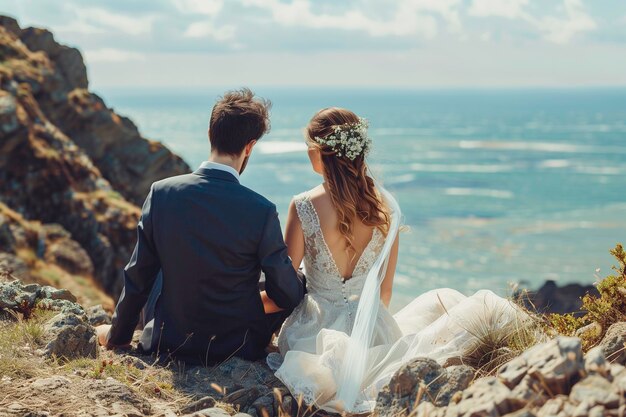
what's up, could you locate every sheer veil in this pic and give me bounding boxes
[335,178,401,412]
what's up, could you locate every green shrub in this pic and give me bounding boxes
[548,243,626,350]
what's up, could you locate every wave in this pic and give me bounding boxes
[256,141,307,154]
[458,140,587,153]
[537,159,571,168]
[410,163,516,173]
[573,166,626,175]
[444,188,514,199]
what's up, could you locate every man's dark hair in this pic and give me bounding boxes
[208,88,272,156]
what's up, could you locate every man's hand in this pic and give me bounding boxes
[96,324,112,347]
[95,324,132,350]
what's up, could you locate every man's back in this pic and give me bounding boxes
[107,166,304,364]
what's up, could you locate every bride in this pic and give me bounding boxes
[263,108,523,413]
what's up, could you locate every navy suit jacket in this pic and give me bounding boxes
[107,167,305,364]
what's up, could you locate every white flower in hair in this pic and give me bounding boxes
[314,118,372,161]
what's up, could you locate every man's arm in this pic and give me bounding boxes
[105,184,161,347]
[258,205,305,310]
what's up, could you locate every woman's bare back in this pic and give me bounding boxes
[307,184,377,280]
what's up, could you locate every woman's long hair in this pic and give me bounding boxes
[306,108,390,256]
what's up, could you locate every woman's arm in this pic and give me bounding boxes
[380,233,400,307]
[262,199,305,314]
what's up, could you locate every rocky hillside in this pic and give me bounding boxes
[2,272,626,417]
[0,16,190,304]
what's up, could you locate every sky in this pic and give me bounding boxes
[2,0,626,89]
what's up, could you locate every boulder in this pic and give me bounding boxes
[375,358,474,417]
[569,375,620,409]
[0,279,40,314]
[43,312,97,360]
[522,280,598,315]
[501,337,584,396]
[536,396,575,417]
[600,322,626,365]
[584,346,609,377]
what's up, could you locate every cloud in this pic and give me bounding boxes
[172,0,224,16]
[84,48,146,63]
[54,20,105,35]
[183,22,236,41]
[468,0,530,19]
[74,7,156,36]
[240,0,465,39]
[468,0,595,44]
[535,0,597,44]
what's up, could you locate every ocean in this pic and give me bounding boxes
[102,87,626,311]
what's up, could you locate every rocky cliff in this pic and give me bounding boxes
[0,16,190,302]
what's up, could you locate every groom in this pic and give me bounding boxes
[96,88,305,364]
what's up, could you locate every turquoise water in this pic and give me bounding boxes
[102,88,626,311]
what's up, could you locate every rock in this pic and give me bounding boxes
[453,377,526,416]
[0,279,39,314]
[180,397,217,414]
[0,254,30,280]
[588,405,606,417]
[613,369,626,392]
[185,407,231,417]
[584,346,609,377]
[505,410,537,417]
[536,396,571,417]
[249,395,274,417]
[43,312,97,360]
[376,358,474,417]
[31,376,71,390]
[610,363,626,379]
[412,401,439,417]
[0,91,19,135]
[86,304,111,326]
[569,375,620,409]
[0,18,190,296]
[500,355,529,389]
[522,280,598,315]
[40,285,77,302]
[523,337,583,396]
[86,377,151,415]
[119,355,149,370]
[435,365,474,407]
[224,386,264,410]
[510,375,547,408]
[180,356,282,400]
[45,237,94,276]
[600,322,626,365]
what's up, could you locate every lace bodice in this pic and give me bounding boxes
[293,191,384,304]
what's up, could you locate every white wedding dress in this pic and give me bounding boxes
[271,191,523,414]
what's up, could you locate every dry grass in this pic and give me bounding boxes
[0,309,54,379]
[59,353,182,402]
[459,294,550,378]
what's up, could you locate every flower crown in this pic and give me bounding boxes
[313,117,372,161]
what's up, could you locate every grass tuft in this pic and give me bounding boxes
[0,309,55,378]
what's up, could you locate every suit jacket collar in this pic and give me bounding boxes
[193,167,240,183]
